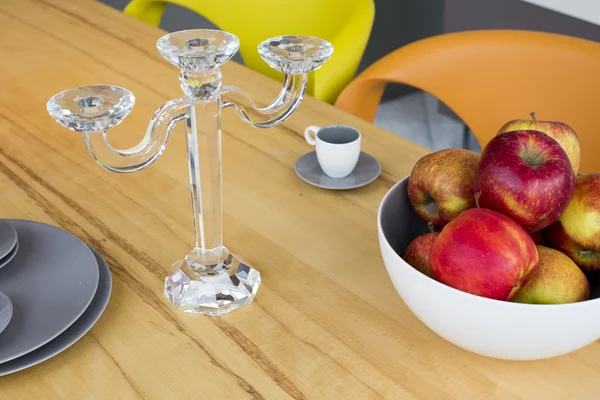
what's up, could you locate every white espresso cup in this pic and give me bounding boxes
[304,125,361,178]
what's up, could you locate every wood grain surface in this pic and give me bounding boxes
[1,0,599,399]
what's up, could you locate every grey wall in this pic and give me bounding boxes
[361,0,445,99]
[444,0,600,42]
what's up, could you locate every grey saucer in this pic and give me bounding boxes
[0,248,111,376]
[0,220,99,364]
[0,241,18,270]
[0,291,12,336]
[295,151,381,190]
[0,220,18,261]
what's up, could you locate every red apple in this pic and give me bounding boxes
[430,208,538,300]
[545,173,600,271]
[474,130,575,233]
[498,113,580,174]
[408,148,479,229]
[403,232,439,279]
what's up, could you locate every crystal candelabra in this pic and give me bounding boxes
[47,30,333,316]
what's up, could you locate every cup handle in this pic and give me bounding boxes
[304,125,320,146]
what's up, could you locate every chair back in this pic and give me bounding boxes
[335,30,600,172]
[125,0,375,103]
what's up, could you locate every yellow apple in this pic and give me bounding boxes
[512,246,590,304]
[545,173,600,271]
[498,113,580,174]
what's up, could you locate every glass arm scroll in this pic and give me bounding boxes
[221,35,333,129]
[85,98,189,173]
[46,85,190,174]
[221,74,307,129]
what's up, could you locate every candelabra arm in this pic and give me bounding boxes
[84,98,189,173]
[221,73,307,128]
[47,86,190,174]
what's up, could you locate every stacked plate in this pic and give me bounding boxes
[0,219,112,376]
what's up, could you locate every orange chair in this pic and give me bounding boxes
[335,30,600,172]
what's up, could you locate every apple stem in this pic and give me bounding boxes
[530,112,537,122]
[427,222,435,233]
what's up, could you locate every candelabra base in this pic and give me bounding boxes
[164,249,261,316]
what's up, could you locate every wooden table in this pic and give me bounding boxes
[1,1,599,399]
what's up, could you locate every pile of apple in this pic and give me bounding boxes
[404,114,599,304]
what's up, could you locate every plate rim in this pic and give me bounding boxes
[0,219,99,363]
[0,220,18,260]
[0,247,111,376]
[0,290,13,336]
[0,240,19,270]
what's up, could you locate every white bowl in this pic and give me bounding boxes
[378,176,600,360]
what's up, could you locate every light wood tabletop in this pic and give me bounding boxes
[1,0,600,399]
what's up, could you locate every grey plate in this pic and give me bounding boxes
[295,151,381,190]
[0,220,18,261]
[0,248,111,376]
[0,241,19,270]
[0,291,12,336]
[0,220,99,364]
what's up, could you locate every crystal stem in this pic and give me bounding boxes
[184,99,226,270]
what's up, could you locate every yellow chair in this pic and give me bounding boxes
[124,0,374,103]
